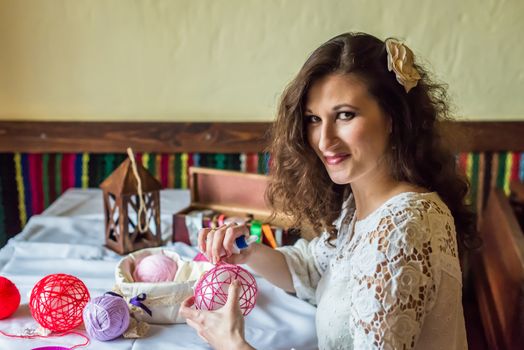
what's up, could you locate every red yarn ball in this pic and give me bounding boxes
[194,264,257,316]
[0,276,21,319]
[29,273,90,332]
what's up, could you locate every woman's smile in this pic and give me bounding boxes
[323,153,351,166]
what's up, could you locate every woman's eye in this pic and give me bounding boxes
[305,115,321,123]
[337,111,356,120]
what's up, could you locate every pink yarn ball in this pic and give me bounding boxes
[194,264,257,316]
[133,254,178,283]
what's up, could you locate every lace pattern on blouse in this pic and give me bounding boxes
[279,191,463,349]
[350,193,460,349]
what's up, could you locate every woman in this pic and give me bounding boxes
[180,32,476,349]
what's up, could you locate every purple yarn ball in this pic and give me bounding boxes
[82,294,130,341]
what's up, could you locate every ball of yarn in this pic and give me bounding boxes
[0,276,21,319]
[83,294,130,341]
[133,254,178,283]
[29,273,90,332]
[194,264,257,316]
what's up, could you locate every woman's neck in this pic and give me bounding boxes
[350,170,424,221]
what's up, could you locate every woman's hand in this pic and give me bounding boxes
[179,280,254,350]
[198,224,253,264]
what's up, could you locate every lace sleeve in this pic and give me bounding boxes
[277,234,334,305]
[350,205,441,349]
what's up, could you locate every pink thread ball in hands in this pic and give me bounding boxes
[133,253,178,283]
[193,264,257,316]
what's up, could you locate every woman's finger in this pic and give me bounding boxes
[205,229,215,260]
[223,224,249,254]
[197,228,206,252]
[223,225,237,257]
[179,296,199,320]
[225,280,242,314]
[186,318,199,330]
[181,295,196,308]
[198,228,214,253]
[186,318,208,342]
[211,226,226,264]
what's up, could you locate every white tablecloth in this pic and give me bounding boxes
[0,189,317,350]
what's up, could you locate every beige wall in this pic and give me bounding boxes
[0,0,522,122]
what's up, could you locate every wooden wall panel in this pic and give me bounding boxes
[0,121,523,153]
[0,122,270,153]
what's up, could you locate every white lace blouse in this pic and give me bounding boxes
[277,192,467,350]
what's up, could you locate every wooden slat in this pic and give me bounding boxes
[0,120,523,153]
[0,121,270,153]
[439,121,524,153]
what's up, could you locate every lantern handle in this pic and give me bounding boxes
[127,148,149,233]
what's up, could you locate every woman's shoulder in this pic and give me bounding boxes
[360,191,459,261]
[385,191,452,217]
[381,192,455,238]
[357,191,452,227]
[356,191,457,252]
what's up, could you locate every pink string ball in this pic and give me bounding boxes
[133,253,178,283]
[83,294,130,341]
[0,276,21,319]
[194,264,257,316]
[29,273,90,332]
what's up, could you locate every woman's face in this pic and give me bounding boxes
[305,73,391,185]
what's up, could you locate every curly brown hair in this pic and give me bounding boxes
[266,32,478,253]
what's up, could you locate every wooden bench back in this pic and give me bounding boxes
[475,188,524,349]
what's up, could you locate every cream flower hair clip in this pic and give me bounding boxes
[385,38,421,93]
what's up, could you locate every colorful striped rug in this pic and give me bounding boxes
[0,152,270,245]
[1,151,523,247]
